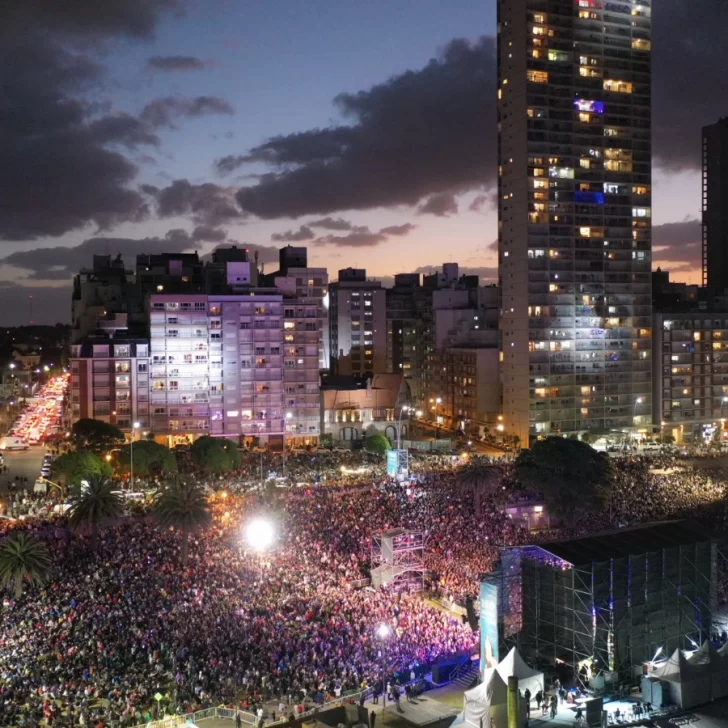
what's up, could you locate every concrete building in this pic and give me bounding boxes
[702,118,728,292]
[321,373,411,443]
[69,247,326,445]
[498,0,653,444]
[329,268,387,376]
[652,310,728,444]
[69,339,150,431]
[386,274,430,403]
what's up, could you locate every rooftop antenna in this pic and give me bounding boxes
[28,294,34,325]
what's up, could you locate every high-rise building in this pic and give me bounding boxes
[702,118,728,293]
[498,0,653,444]
[329,268,387,375]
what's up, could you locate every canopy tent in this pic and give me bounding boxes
[649,647,711,709]
[495,647,545,697]
[688,641,728,702]
[463,668,508,728]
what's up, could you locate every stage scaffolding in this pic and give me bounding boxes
[371,529,425,592]
[484,522,727,682]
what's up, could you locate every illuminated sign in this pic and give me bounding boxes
[479,582,499,672]
[386,450,398,477]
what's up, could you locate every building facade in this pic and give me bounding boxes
[702,118,728,292]
[329,268,387,376]
[498,0,653,444]
[653,310,728,444]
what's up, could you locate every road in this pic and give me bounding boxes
[1,445,46,493]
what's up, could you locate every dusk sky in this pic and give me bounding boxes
[1,0,726,325]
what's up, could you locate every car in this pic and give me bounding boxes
[642,442,662,453]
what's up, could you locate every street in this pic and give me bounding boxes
[0,444,46,493]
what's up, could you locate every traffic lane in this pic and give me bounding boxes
[0,445,47,492]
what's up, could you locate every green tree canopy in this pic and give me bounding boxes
[0,533,52,599]
[117,440,177,477]
[456,460,503,515]
[364,434,391,457]
[190,436,238,474]
[51,450,112,487]
[68,475,123,550]
[515,437,615,522]
[69,418,125,454]
[153,480,212,565]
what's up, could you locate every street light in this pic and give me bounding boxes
[377,624,391,711]
[397,405,415,450]
[130,422,140,492]
[435,397,442,439]
[246,517,276,580]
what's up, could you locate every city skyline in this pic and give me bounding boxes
[0,0,726,325]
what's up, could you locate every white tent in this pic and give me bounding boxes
[650,647,711,709]
[688,640,728,701]
[463,668,508,728]
[495,647,545,697]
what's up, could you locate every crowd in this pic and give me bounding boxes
[1,447,728,726]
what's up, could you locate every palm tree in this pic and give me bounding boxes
[153,479,212,566]
[456,460,503,516]
[68,474,123,550]
[0,533,52,599]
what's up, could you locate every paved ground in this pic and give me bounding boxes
[0,444,46,492]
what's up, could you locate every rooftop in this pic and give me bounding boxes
[536,520,715,565]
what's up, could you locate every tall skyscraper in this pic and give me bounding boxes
[702,118,728,292]
[498,0,652,444]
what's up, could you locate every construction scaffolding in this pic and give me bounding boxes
[484,521,725,683]
[371,528,425,592]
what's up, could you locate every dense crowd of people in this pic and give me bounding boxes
[1,447,728,726]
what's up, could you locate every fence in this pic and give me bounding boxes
[131,691,372,728]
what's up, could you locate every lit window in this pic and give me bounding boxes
[527,70,549,83]
[603,79,633,94]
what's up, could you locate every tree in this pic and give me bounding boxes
[51,450,112,488]
[0,533,52,599]
[117,440,177,477]
[457,460,503,516]
[190,436,236,474]
[221,438,241,469]
[68,475,123,550]
[364,434,391,457]
[515,437,615,523]
[153,480,212,566]
[69,419,125,454]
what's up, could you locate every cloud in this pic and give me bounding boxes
[271,226,315,242]
[315,232,387,247]
[0,232,199,282]
[309,217,358,231]
[216,154,247,176]
[0,0,180,241]
[140,96,234,129]
[653,0,728,171]
[314,222,416,248]
[151,180,243,226]
[234,37,497,218]
[652,219,702,273]
[146,55,209,72]
[192,225,227,243]
[417,192,458,217]
[379,223,417,236]
[469,193,496,212]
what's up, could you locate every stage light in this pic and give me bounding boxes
[246,518,275,552]
[377,623,391,639]
[652,646,663,662]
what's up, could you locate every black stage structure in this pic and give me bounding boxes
[484,521,727,682]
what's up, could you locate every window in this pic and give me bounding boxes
[527,70,548,83]
[632,207,651,218]
[603,79,633,94]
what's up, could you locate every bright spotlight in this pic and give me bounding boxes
[246,518,275,552]
[377,623,391,639]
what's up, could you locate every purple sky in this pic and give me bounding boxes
[0,0,723,324]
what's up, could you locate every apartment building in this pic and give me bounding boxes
[498,0,653,443]
[329,268,387,375]
[69,339,150,431]
[702,118,728,292]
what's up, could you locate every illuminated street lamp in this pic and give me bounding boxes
[397,405,415,450]
[283,412,293,476]
[246,517,276,580]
